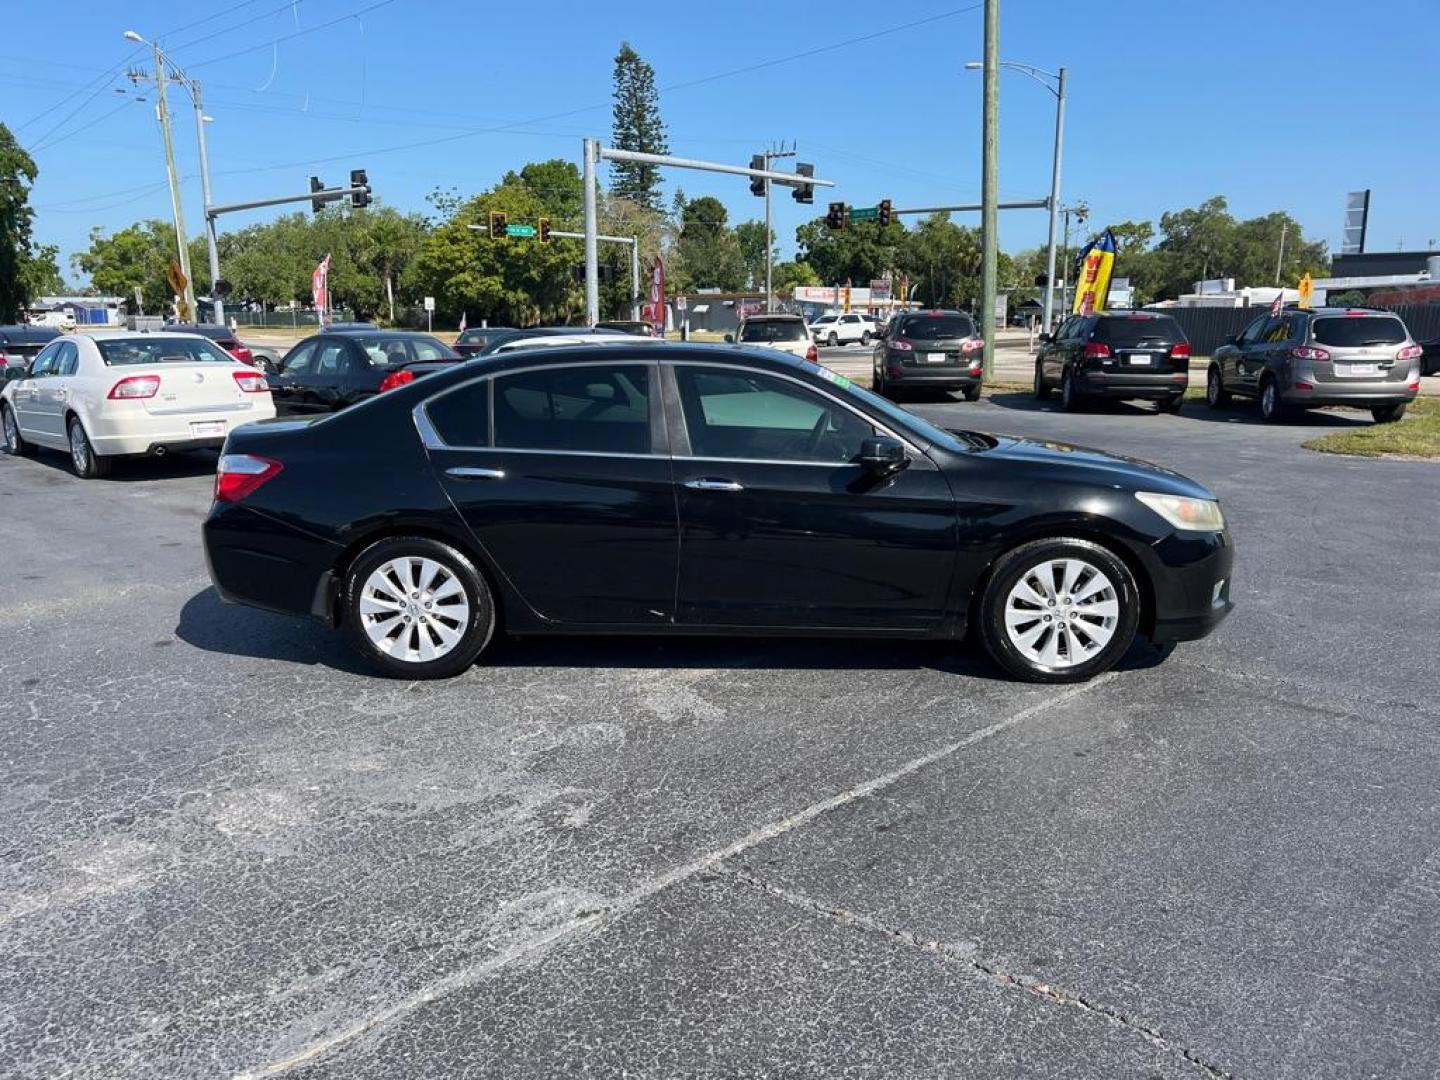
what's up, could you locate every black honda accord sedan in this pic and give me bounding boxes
[203,343,1233,682]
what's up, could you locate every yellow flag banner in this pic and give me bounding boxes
[1072,228,1118,315]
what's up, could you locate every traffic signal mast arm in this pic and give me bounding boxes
[208,183,371,220]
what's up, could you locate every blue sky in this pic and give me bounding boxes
[9,0,1438,285]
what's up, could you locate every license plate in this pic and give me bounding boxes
[1127,354,1152,366]
[1342,363,1377,376]
[190,420,227,437]
[925,352,947,363]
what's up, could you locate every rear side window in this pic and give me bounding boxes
[1311,316,1407,348]
[897,315,976,340]
[426,383,490,447]
[409,338,454,362]
[95,337,233,365]
[493,365,650,454]
[1093,316,1184,347]
[740,320,808,343]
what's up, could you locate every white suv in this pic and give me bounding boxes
[810,312,876,347]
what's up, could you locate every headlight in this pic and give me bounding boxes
[1135,491,1225,532]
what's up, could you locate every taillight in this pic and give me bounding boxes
[108,374,161,399]
[1397,344,1422,362]
[889,339,913,352]
[378,369,416,393]
[231,345,254,363]
[215,454,283,503]
[804,344,818,362]
[961,336,984,354]
[232,370,268,393]
[1289,346,1330,361]
[1082,343,1111,359]
[1169,342,1192,360]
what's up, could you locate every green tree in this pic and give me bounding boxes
[671,196,745,292]
[771,259,819,297]
[895,213,981,310]
[18,243,64,297]
[735,220,773,289]
[0,122,40,321]
[796,215,905,287]
[73,220,177,314]
[610,43,669,211]
[506,159,585,222]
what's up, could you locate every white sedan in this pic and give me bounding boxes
[1,330,275,478]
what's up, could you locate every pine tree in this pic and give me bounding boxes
[610,43,669,212]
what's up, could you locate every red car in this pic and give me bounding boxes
[165,323,255,365]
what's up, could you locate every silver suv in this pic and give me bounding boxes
[1207,307,1422,423]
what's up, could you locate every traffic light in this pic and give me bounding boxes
[349,168,370,209]
[538,217,551,244]
[749,155,766,198]
[878,198,893,227]
[826,201,846,230]
[792,162,814,204]
[1033,273,1049,288]
[309,176,325,214]
[489,211,508,239]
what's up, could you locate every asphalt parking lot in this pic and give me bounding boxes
[3,390,1438,1078]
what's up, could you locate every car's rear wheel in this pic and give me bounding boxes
[344,537,496,679]
[1259,377,1285,423]
[2,404,32,456]
[1206,366,1230,408]
[978,538,1140,683]
[962,383,982,402]
[827,331,839,347]
[1061,367,1085,412]
[1033,363,1052,400]
[861,331,871,346]
[67,417,111,479]
[1371,402,1407,424]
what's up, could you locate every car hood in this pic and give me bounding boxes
[958,430,1216,500]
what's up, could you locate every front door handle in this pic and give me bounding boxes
[684,478,744,492]
[445,466,505,480]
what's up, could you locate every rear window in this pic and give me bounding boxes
[95,337,234,366]
[1311,316,1407,348]
[740,320,808,343]
[897,315,976,340]
[1093,316,1185,347]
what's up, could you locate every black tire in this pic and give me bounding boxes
[1160,394,1185,415]
[344,536,497,679]
[1206,366,1230,408]
[860,331,872,346]
[1033,362,1052,400]
[67,417,111,479]
[977,537,1140,684]
[872,366,892,400]
[828,331,839,347]
[2,403,32,457]
[1371,402,1407,424]
[1259,377,1285,423]
[962,383,982,402]
[1060,367,1085,412]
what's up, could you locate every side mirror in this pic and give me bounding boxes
[723,333,735,344]
[1038,333,1052,344]
[859,435,907,476]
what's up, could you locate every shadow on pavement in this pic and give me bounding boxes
[16,445,219,482]
[982,391,1374,428]
[177,586,1173,681]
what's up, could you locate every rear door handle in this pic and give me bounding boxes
[445,466,505,480]
[684,478,744,492]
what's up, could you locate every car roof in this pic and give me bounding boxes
[0,325,61,342]
[79,329,211,340]
[1303,306,1398,316]
[1093,310,1174,319]
[491,334,666,353]
[322,329,441,339]
[741,314,804,322]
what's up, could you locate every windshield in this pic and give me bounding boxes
[896,316,976,340]
[1312,316,1407,348]
[740,320,808,343]
[811,316,836,326]
[95,337,234,366]
[1094,316,1184,347]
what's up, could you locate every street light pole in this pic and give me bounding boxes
[979,0,1000,380]
[582,138,599,326]
[1042,67,1066,332]
[191,80,224,327]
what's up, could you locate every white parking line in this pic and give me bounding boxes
[235,671,1117,1078]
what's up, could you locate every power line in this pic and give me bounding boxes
[30,99,139,155]
[184,0,399,69]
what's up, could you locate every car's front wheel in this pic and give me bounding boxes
[1371,402,1407,424]
[67,417,111,478]
[962,384,982,402]
[1160,394,1185,414]
[978,538,1140,683]
[2,404,32,456]
[1033,363,1052,400]
[860,331,871,346]
[1206,366,1230,408]
[343,537,496,679]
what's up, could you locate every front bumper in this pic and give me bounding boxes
[1078,369,1189,400]
[1145,529,1234,643]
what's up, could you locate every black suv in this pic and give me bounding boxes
[872,310,984,400]
[1207,307,1422,423]
[1035,312,1191,413]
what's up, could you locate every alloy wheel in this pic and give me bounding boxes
[359,556,472,663]
[1003,557,1119,669]
[69,424,90,474]
[3,408,17,452]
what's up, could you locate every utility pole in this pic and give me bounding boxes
[191,80,223,327]
[582,138,600,325]
[1043,67,1066,332]
[150,41,196,322]
[761,143,795,313]
[979,0,1000,380]
[1274,220,1288,285]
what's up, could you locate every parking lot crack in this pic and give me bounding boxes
[722,867,1233,1080]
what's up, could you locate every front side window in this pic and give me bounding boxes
[29,342,60,377]
[282,341,317,375]
[94,337,233,366]
[676,367,874,464]
[55,341,79,376]
[493,364,651,454]
[1237,316,1268,346]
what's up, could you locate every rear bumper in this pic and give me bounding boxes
[203,502,340,621]
[89,401,277,456]
[1145,529,1234,643]
[1079,369,1189,399]
[1282,384,1417,407]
